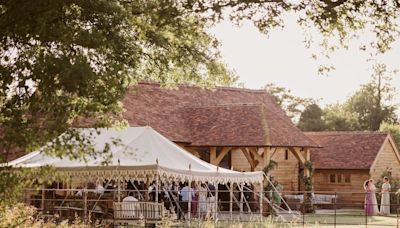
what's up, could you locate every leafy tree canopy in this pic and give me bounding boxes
[344,64,398,131]
[380,122,400,149]
[264,83,316,122]
[297,103,327,131]
[1,0,400,161]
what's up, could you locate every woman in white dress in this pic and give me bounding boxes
[197,183,208,218]
[368,179,379,215]
[380,177,391,215]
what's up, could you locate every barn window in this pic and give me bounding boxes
[337,174,342,183]
[329,174,336,183]
[344,174,351,183]
[285,150,289,160]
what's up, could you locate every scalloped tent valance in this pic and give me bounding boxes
[7,127,263,184]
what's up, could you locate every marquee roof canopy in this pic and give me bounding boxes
[7,127,263,184]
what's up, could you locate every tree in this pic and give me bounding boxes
[323,103,361,131]
[0,0,237,162]
[264,83,316,122]
[344,64,398,131]
[380,122,400,150]
[1,0,399,161]
[297,104,326,131]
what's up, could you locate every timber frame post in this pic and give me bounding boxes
[240,147,267,171]
[289,147,311,177]
[210,147,232,166]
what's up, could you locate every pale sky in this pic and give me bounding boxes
[210,14,400,109]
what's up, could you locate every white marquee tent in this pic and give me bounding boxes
[8,126,263,184]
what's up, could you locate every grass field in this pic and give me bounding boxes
[168,210,400,227]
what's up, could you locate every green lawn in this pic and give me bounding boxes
[299,214,399,227]
[164,214,399,227]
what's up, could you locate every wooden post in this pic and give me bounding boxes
[210,147,217,165]
[264,147,271,169]
[305,148,311,177]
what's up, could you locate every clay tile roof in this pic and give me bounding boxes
[305,132,389,170]
[122,82,319,147]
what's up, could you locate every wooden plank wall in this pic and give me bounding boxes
[231,147,300,192]
[370,139,400,180]
[313,170,369,208]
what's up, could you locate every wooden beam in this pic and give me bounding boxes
[263,147,271,169]
[288,147,306,164]
[214,147,232,166]
[249,147,263,163]
[240,147,256,170]
[210,147,217,165]
[182,146,201,158]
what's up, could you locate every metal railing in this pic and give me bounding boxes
[24,188,400,227]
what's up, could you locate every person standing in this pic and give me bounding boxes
[380,177,391,215]
[364,180,374,216]
[180,183,194,220]
[367,179,379,215]
[198,183,208,218]
[191,182,199,217]
[271,181,283,206]
[206,183,217,219]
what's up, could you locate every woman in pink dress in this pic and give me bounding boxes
[191,182,198,217]
[364,180,374,216]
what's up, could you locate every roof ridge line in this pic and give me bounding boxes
[305,131,387,135]
[137,81,269,93]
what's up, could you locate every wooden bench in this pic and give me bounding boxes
[113,202,163,220]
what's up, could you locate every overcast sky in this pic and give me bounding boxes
[210,14,400,109]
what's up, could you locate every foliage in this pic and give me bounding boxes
[0,166,66,205]
[0,0,236,163]
[323,103,362,131]
[297,104,326,131]
[375,171,400,213]
[299,161,315,213]
[380,122,400,150]
[0,0,399,162]
[263,160,278,177]
[264,83,316,122]
[343,64,398,131]
[0,203,85,227]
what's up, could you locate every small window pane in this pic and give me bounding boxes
[345,174,351,183]
[329,174,335,183]
[337,174,342,183]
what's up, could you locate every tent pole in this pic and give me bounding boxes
[215,183,218,221]
[229,182,233,220]
[240,183,243,218]
[259,182,263,218]
[188,182,192,221]
[41,185,45,213]
[155,175,159,203]
[197,181,201,219]
[117,179,121,202]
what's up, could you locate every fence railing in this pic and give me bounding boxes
[25,188,400,227]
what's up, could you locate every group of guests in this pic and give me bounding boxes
[127,181,218,220]
[364,177,391,216]
[175,182,217,220]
